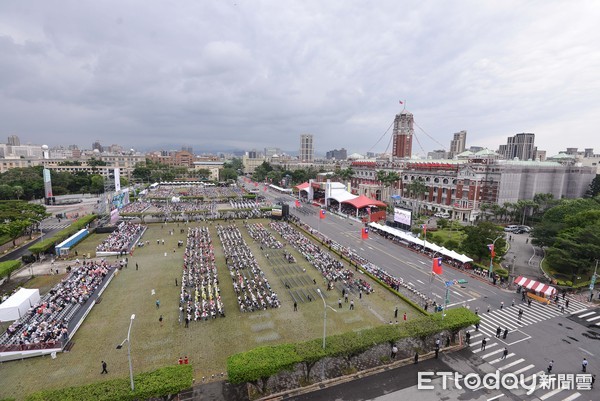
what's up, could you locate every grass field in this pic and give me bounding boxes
[0,219,416,400]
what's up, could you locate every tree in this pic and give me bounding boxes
[12,185,24,200]
[338,167,354,184]
[220,168,238,182]
[406,178,427,217]
[0,219,32,247]
[585,174,600,198]
[90,175,105,194]
[460,222,505,263]
[196,169,211,181]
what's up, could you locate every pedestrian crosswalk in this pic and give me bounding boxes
[40,221,71,231]
[465,296,596,401]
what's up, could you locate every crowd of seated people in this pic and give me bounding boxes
[216,224,280,312]
[145,185,244,200]
[96,221,144,253]
[269,221,372,294]
[286,216,430,306]
[229,199,263,209]
[119,201,151,213]
[180,227,224,322]
[245,222,283,249]
[1,259,113,350]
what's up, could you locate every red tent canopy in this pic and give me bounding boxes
[342,195,387,209]
[295,182,310,190]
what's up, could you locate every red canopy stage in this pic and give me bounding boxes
[342,195,387,209]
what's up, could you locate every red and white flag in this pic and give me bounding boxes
[487,244,495,258]
[421,224,427,234]
[295,200,300,207]
[320,209,326,219]
[432,257,443,275]
[361,227,369,239]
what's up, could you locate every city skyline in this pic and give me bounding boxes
[1,1,599,156]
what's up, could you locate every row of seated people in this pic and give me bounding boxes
[151,200,216,213]
[180,227,225,321]
[1,259,113,349]
[216,224,280,312]
[285,216,431,304]
[96,221,144,253]
[146,186,244,199]
[269,221,372,294]
[245,222,283,249]
[119,201,151,214]
[218,209,271,220]
[229,199,261,209]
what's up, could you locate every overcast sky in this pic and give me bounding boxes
[1,0,599,156]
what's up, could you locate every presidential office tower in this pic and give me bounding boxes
[392,111,413,159]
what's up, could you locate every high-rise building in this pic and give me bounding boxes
[248,149,259,159]
[449,130,467,158]
[392,111,413,158]
[7,135,20,146]
[182,145,193,154]
[325,148,347,160]
[92,140,103,153]
[498,133,536,161]
[300,134,314,162]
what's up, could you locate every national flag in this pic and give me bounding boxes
[320,209,326,219]
[361,227,369,239]
[421,224,427,234]
[432,257,443,275]
[487,244,495,258]
[295,200,300,207]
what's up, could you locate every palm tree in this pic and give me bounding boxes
[407,178,427,217]
[338,167,354,187]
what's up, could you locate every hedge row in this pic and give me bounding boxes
[28,215,97,254]
[25,365,193,401]
[227,308,478,384]
[0,260,22,279]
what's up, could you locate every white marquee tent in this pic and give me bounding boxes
[0,288,40,322]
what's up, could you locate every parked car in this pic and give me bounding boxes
[504,225,518,232]
[435,212,450,218]
[518,225,531,232]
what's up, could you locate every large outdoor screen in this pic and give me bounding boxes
[394,207,412,226]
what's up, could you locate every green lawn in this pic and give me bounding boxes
[429,228,465,246]
[0,219,416,400]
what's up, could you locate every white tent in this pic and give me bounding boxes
[0,288,40,322]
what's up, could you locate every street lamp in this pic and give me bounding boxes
[116,314,136,391]
[487,235,504,279]
[316,289,326,349]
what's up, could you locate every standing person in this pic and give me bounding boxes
[156,299,160,309]
[496,326,502,338]
[338,298,342,308]
[566,299,569,309]
[465,331,471,344]
[394,307,398,319]
[518,309,523,321]
[136,263,139,271]
[403,312,407,321]
[293,301,297,312]
[184,356,189,364]
[350,300,354,310]
[582,358,588,372]
[503,328,508,339]
[487,305,491,313]
[547,360,553,374]
[175,278,178,286]
[344,292,349,303]
[185,315,189,328]
[391,344,398,359]
[500,301,504,310]
[475,307,479,315]
[178,357,183,365]
[101,361,108,374]
[501,348,508,359]
[481,338,487,351]
[475,322,480,331]
[511,299,515,307]
[159,315,163,327]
